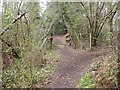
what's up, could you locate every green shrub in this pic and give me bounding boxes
[79,73,95,88]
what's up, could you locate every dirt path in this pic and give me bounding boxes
[48,35,111,88]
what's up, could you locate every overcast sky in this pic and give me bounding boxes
[0,0,3,12]
[0,0,118,13]
[40,0,49,13]
[0,0,49,13]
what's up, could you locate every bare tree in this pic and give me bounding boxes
[80,2,118,49]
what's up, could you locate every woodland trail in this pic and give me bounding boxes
[48,35,111,88]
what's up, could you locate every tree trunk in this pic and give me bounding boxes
[63,16,80,49]
[117,2,120,88]
[117,6,120,88]
[49,32,53,49]
[91,33,97,47]
[91,38,97,47]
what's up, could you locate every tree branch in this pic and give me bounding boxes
[97,3,118,37]
[0,12,27,37]
[80,2,93,31]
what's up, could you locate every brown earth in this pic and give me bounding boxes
[48,35,111,88]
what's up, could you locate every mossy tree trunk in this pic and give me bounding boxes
[62,4,81,49]
[63,17,80,49]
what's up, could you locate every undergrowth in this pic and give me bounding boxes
[2,49,60,88]
[78,51,118,88]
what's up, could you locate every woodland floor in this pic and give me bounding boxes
[47,35,111,88]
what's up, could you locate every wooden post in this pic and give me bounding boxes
[79,33,82,48]
[89,33,92,50]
